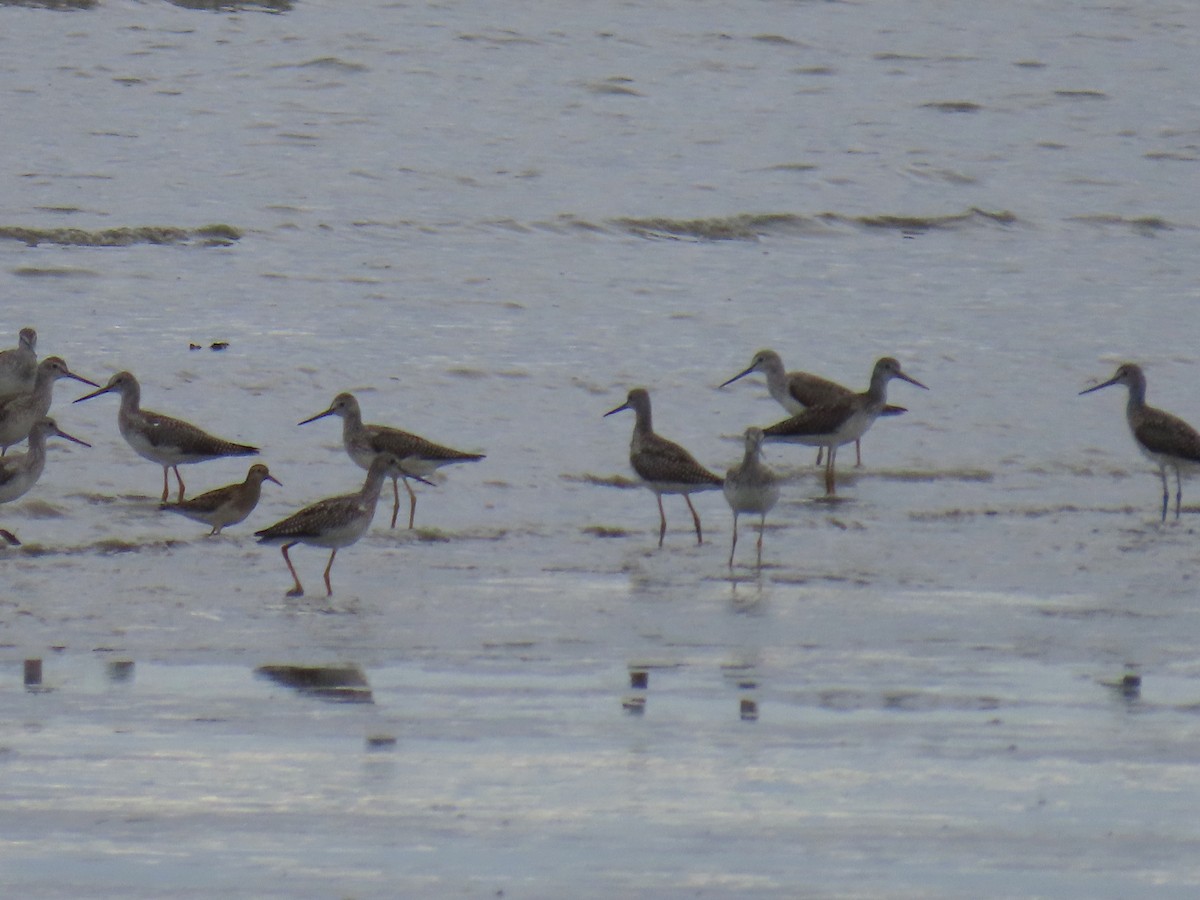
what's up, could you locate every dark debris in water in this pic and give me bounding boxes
[612,213,817,241]
[167,0,292,11]
[582,525,633,538]
[921,100,983,113]
[823,207,1018,233]
[608,208,1018,241]
[255,664,373,703]
[1068,214,1180,236]
[0,0,96,7]
[0,224,242,247]
[565,473,641,489]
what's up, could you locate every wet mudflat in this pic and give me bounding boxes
[3,0,1200,896]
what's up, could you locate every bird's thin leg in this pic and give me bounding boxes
[403,477,418,530]
[388,476,402,529]
[161,467,170,503]
[854,439,863,468]
[685,494,703,545]
[1160,467,1169,522]
[814,447,823,467]
[824,446,838,496]
[323,548,338,597]
[756,512,766,568]
[728,511,739,569]
[656,494,667,547]
[173,465,186,503]
[1175,467,1183,520]
[281,543,304,597]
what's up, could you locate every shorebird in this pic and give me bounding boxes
[0,417,90,543]
[161,463,281,535]
[299,392,485,529]
[605,387,724,547]
[255,452,413,597]
[1080,363,1200,521]
[0,356,97,454]
[723,426,780,569]
[762,357,926,496]
[720,348,906,466]
[73,371,259,502]
[0,327,37,401]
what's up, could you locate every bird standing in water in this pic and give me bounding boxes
[723,426,780,569]
[74,371,259,502]
[762,357,927,496]
[161,463,281,535]
[605,387,723,547]
[1080,362,1200,522]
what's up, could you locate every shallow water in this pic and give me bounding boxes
[3,0,1200,896]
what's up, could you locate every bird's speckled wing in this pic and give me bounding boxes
[1134,410,1200,462]
[632,433,721,486]
[368,424,484,464]
[138,409,258,457]
[788,372,850,408]
[763,399,855,438]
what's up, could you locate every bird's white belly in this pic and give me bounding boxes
[123,424,183,466]
[723,479,780,515]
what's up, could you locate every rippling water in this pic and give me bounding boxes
[2,1,1200,897]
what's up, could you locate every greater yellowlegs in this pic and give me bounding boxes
[73,371,259,502]
[605,387,723,546]
[162,463,281,535]
[0,417,90,542]
[720,348,906,466]
[0,327,37,401]
[723,426,780,569]
[1080,363,1200,521]
[762,357,926,496]
[299,392,485,529]
[0,357,97,454]
[255,452,412,597]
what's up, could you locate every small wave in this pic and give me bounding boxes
[821,207,1019,233]
[170,0,292,9]
[584,78,643,97]
[1067,214,1181,236]
[286,56,368,73]
[610,213,827,241]
[565,473,641,489]
[921,100,983,113]
[12,266,99,278]
[0,0,96,8]
[0,224,241,247]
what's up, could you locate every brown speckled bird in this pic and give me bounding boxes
[0,356,97,454]
[255,453,426,597]
[299,391,484,530]
[1081,362,1200,521]
[605,387,723,547]
[721,348,906,467]
[762,357,926,496]
[162,463,281,535]
[74,371,258,502]
[0,327,37,402]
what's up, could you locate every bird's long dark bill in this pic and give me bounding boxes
[56,429,91,448]
[298,408,335,426]
[718,365,755,389]
[898,372,929,390]
[1079,377,1119,396]
[72,384,114,403]
[67,372,100,388]
[266,475,283,486]
[603,403,629,418]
